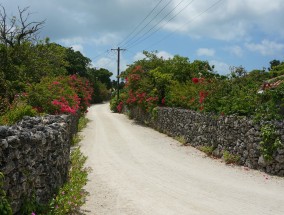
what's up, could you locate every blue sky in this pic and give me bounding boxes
[2,0,284,77]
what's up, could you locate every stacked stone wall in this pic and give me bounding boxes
[128,107,284,176]
[0,114,79,214]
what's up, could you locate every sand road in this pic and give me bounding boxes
[80,103,284,215]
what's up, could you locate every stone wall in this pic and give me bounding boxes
[128,107,284,176]
[0,114,79,214]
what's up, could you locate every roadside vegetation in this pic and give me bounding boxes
[0,5,106,214]
[111,51,284,122]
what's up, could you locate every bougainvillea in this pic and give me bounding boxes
[26,75,93,115]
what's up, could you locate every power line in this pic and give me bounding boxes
[121,0,172,47]
[139,0,225,51]
[92,50,109,61]
[117,0,164,47]
[92,50,116,69]
[125,0,195,49]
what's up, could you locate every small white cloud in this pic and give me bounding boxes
[133,52,145,61]
[225,45,243,57]
[59,37,85,46]
[133,51,173,62]
[71,44,84,53]
[209,60,230,75]
[197,48,215,57]
[245,40,284,56]
[91,33,120,46]
[156,51,174,59]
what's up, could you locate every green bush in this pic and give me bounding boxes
[199,146,215,156]
[222,151,240,164]
[47,147,90,215]
[0,99,37,125]
[260,124,283,160]
[112,53,284,122]
[0,172,12,215]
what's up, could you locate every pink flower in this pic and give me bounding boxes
[52,81,60,85]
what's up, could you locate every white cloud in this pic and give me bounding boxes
[91,34,120,46]
[225,46,243,57]
[197,48,215,57]
[133,52,145,61]
[245,40,284,56]
[209,60,230,75]
[93,55,127,79]
[133,51,173,61]
[165,0,284,41]
[156,51,174,59]
[71,44,84,53]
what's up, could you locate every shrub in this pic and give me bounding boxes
[26,75,93,115]
[0,96,37,125]
[199,146,215,156]
[260,124,283,160]
[174,136,186,145]
[47,147,90,215]
[0,172,12,215]
[222,151,240,164]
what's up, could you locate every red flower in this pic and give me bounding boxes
[117,101,123,113]
[192,78,199,84]
[161,97,165,105]
[52,81,60,85]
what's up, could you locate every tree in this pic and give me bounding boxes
[269,59,281,71]
[94,68,113,89]
[65,47,91,77]
[0,5,45,47]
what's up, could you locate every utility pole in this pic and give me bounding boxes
[111,47,126,100]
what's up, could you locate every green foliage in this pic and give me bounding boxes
[113,54,284,121]
[19,148,90,215]
[199,146,215,156]
[260,124,283,161]
[0,172,12,215]
[0,97,37,125]
[0,41,68,99]
[78,115,90,132]
[71,134,83,146]
[65,47,91,77]
[26,75,93,115]
[20,193,47,215]
[110,96,122,113]
[92,81,110,103]
[174,136,186,145]
[222,151,240,164]
[47,147,90,215]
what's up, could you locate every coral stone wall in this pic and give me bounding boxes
[0,114,79,214]
[128,107,284,176]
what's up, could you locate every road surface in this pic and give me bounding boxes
[80,103,284,215]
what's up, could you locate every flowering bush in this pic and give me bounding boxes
[26,75,93,115]
[111,53,284,120]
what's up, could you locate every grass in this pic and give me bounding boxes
[199,146,215,156]
[222,151,240,164]
[78,115,90,132]
[72,134,83,146]
[174,136,187,146]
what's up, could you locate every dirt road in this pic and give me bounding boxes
[80,103,284,215]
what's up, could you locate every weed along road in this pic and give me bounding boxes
[80,103,284,215]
